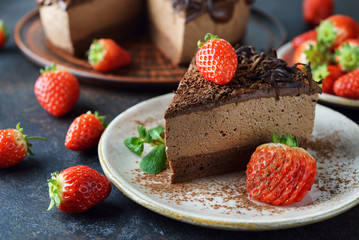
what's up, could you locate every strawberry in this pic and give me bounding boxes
[34,64,80,117]
[313,64,344,94]
[47,165,111,213]
[0,123,46,168]
[65,111,106,151]
[335,39,359,72]
[291,29,317,49]
[195,33,238,85]
[292,40,330,69]
[246,133,317,206]
[0,20,8,49]
[88,38,131,72]
[302,0,334,26]
[333,69,359,99]
[317,14,359,49]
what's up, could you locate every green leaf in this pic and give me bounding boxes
[139,145,167,174]
[124,137,144,156]
[148,126,165,144]
[137,125,152,143]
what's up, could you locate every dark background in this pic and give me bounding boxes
[1,0,358,239]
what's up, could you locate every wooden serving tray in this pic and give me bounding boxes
[14,8,286,89]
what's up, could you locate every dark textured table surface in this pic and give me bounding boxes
[1,0,359,239]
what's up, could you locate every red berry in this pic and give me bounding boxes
[0,20,8,49]
[195,33,238,85]
[322,65,345,94]
[34,64,80,117]
[302,0,334,26]
[0,123,46,168]
[292,40,330,69]
[65,111,106,151]
[333,69,359,99]
[246,133,317,206]
[88,38,131,72]
[47,165,111,213]
[291,29,317,49]
[317,14,359,49]
[313,64,344,94]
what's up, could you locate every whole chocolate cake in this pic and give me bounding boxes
[164,46,322,183]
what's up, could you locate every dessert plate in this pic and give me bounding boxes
[277,42,359,108]
[14,8,286,89]
[98,93,359,231]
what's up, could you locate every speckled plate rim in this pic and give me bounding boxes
[98,93,359,231]
[277,42,359,108]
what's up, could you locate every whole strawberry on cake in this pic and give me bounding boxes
[164,33,322,183]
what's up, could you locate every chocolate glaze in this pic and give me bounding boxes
[164,45,322,119]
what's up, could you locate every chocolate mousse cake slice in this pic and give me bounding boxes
[164,46,322,183]
[37,0,143,57]
[147,0,251,65]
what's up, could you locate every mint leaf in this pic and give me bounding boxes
[149,125,165,144]
[137,125,152,143]
[139,145,167,174]
[124,137,144,156]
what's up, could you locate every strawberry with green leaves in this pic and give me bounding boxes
[34,64,80,117]
[0,123,46,168]
[316,14,359,49]
[65,111,107,151]
[196,33,238,85]
[47,165,111,213]
[0,20,8,49]
[292,40,331,69]
[88,38,131,72]
[335,39,359,72]
[333,68,359,99]
[246,133,317,206]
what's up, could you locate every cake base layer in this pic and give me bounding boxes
[169,144,255,183]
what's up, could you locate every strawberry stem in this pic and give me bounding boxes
[88,40,105,65]
[335,42,359,72]
[0,20,9,40]
[87,110,108,128]
[197,33,219,48]
[40,63,58,74]
[303,42,331,68]
[272,132,298,148]
[16,122,47,156]
[312,64,329,84]
[47,172,61,211]
[316,20,337,48]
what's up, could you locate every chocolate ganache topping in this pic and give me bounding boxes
[171,0,253,22]
[164,46,322,118]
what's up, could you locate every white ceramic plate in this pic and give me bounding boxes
[98,93,359,230]
[277,41,359,108]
